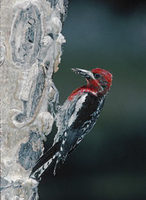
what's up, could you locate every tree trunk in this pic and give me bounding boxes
[0,0,67,199]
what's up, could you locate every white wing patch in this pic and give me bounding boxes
[68,94,88,127]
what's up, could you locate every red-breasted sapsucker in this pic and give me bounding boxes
[30,68,112,179]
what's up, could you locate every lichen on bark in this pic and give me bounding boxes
[0,0,67,199]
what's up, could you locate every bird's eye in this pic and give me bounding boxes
[94,74,101,79]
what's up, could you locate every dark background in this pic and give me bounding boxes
[39,0,146,199]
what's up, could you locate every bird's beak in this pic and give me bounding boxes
[72,68,95,80]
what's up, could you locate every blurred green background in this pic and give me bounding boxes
[39,0,146,199]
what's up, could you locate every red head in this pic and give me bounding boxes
[91,68,112,93]
[72,67,112,95]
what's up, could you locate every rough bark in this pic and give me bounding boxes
[0,0,67,199]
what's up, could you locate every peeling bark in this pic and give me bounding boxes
[0,0,67,199]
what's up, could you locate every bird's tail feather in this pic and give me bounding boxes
[30,141,60,180]
[53,152,68,176]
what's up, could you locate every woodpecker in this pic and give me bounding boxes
[30,67,112,179]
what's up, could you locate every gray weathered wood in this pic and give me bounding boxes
[0,0,67,199]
